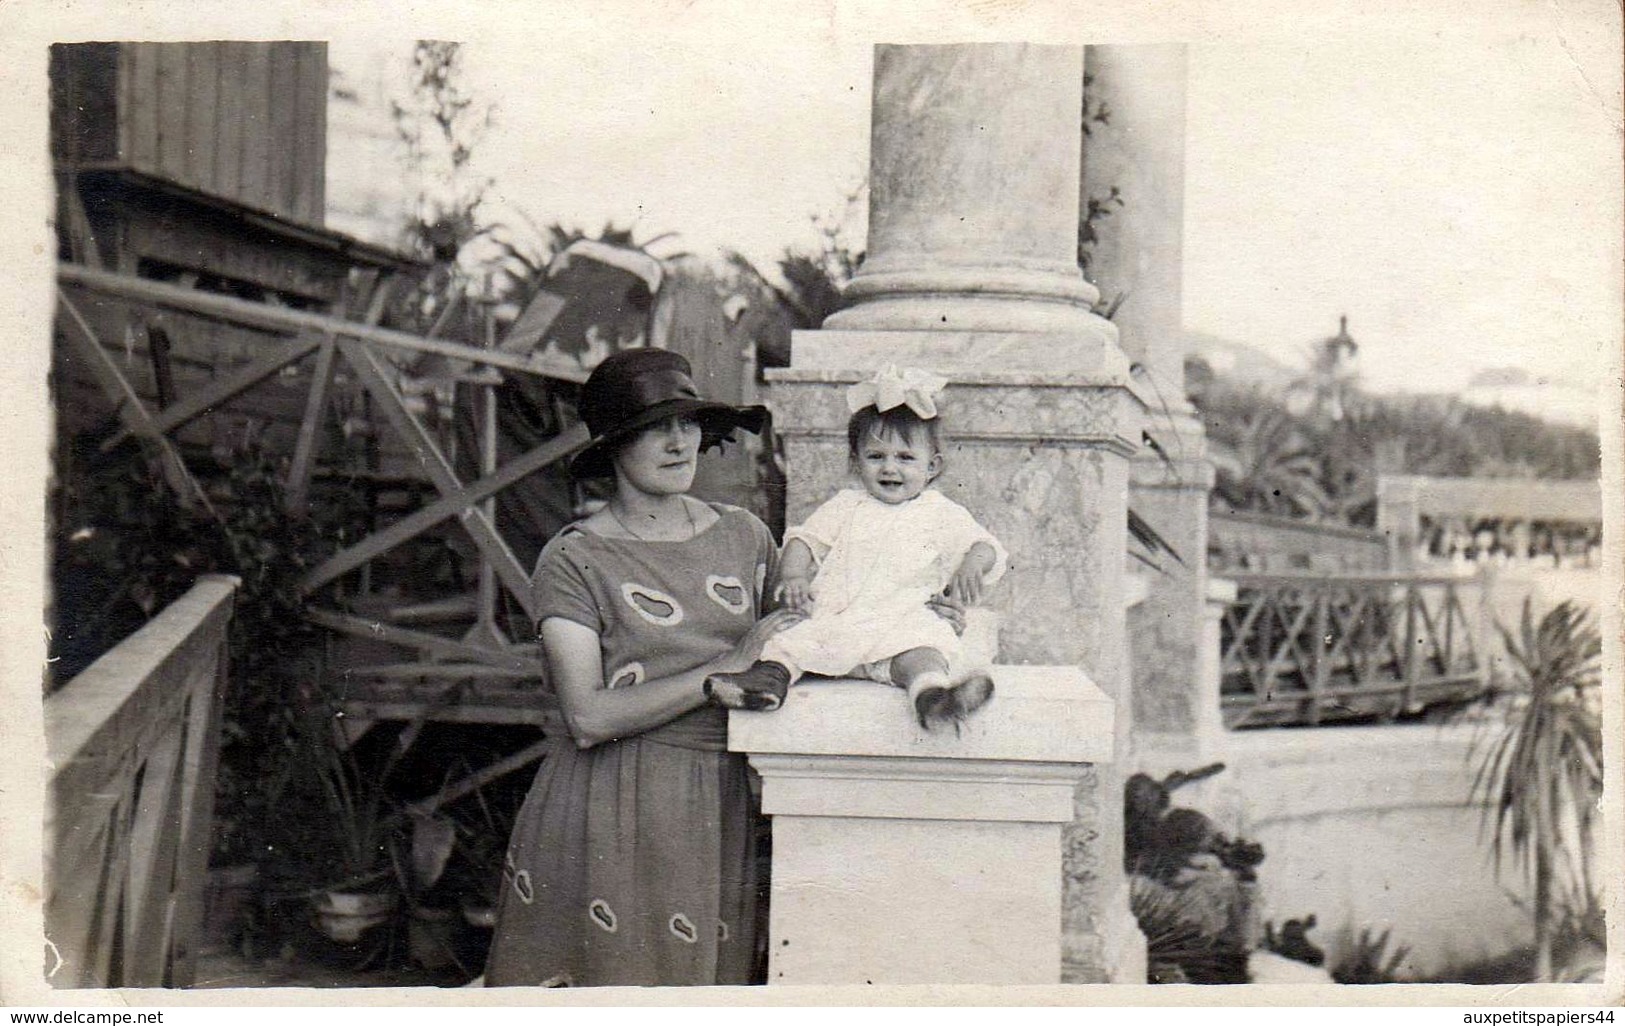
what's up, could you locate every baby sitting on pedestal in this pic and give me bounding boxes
[706,365,1007,730]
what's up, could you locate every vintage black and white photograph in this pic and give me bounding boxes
[2,0,1620,1006]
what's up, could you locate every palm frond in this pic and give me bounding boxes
[1468,598,1603,980]
[1128,507,1186,570]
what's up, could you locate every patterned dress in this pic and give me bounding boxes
[484,503,776,987]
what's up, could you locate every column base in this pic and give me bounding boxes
[786,326,1129,380]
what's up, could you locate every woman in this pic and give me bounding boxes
[483,347,796,987]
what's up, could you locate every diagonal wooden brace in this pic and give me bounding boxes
[99,335,324,453]
[305,607,546,675]
[285,334,338,513]
[338,340,539,622]
[299,422,588,597]
[57,292,220,521]
[404,738,552,819]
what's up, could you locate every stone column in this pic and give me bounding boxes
[764,43,1146,983]
[1082,45,1222,776]
[1081,43,1189,385]
[826,44,1105,335]
[1377,475,1423,571]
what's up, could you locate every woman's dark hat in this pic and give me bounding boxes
[571,348,769,479]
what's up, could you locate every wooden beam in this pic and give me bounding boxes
[164,627,230,987]
[100,334,322,452]
[476,309,500,637]
[345,662,536,680]
[339,341,539,620]
[285,335,337,513]
[405,738,551,818]
[61,263,590,382]
[362,271,401,326]
[378,593,477,622]
[56,292,219,519]
[305,607,545,675]
[61,177,107,271]
[146,325,177,408]
[298,422,586,596]
[337,699,549,728]
[120,724,186,985]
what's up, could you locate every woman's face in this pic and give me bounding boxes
[613,414,703,497]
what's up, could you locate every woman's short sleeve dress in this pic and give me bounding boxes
[483,503,777,987]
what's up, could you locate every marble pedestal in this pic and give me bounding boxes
[730,667,1112,985]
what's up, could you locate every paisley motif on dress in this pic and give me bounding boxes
[620,582,685,626]
[705,574,749,614]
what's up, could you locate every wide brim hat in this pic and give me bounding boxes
[570,347,769,480]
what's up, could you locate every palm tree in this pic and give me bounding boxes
[1205,397,1329,518]
[1470,599,1603,981]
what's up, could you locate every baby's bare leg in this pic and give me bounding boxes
[893,647,995,732]
[889,646,950,699]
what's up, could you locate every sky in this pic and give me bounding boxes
[322,0,1621,424]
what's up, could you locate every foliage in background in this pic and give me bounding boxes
[391,41,494,267]
[1469,598,1603,982]
[771,183,866,331]
[1331,926,1412,984]
[384,39,510,352]
[1124,766,1262,984]
[50,442,371,867]
[1192,367,1600,526]
[1131,874,1250,984]
[1261,915,1325,968]
[1076,71,1122,286]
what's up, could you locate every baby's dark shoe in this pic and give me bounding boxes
[705,661,791,712]
[914,671,995,732]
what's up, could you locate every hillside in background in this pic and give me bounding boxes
[1182,329,1297,393]
[1184,330,1601,430]
[1183,330,1601,528]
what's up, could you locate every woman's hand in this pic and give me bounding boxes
[947,543,997,606]
[926,592,967,636]
[728,607,806,670]
[947,562,986,606]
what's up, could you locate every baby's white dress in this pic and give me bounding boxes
[764,488,1007,681]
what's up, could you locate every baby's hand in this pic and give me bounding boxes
[947,560,987,606]
[776,575,814,613]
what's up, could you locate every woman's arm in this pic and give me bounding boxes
[543,609,805,749]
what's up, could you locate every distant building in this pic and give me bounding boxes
[325,49,416,252]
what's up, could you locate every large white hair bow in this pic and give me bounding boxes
[845,364,949,419]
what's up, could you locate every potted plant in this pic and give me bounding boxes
[285,711,407,945]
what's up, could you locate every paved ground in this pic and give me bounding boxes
[191,947,471,990]
[189,913,480,991]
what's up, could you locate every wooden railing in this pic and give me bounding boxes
[56,264,565,677]
[1218,570,1488,728]
[44,575,238,988]
[54,264,565,857]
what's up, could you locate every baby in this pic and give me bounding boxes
[706,365,1006,730]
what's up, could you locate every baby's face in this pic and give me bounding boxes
[854,426,940,505]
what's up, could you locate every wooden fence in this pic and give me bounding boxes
[44,575,238,988]
[55,262,566,825]
[1219,570,1488,728]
